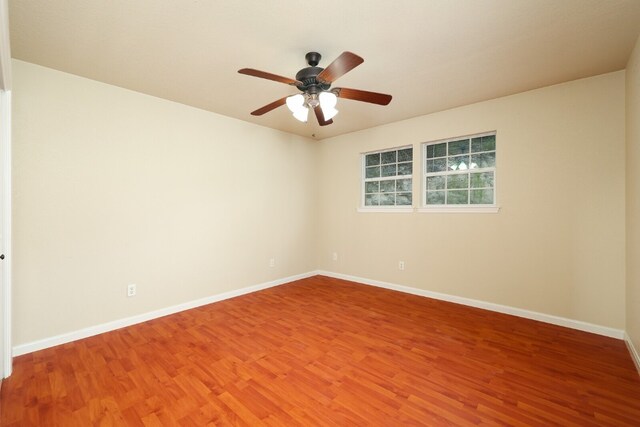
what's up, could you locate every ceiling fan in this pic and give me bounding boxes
[238,51,392,126]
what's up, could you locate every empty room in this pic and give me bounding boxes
[1,0,640,425]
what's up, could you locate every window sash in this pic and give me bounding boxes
[362,145,413,208]
[422,132,496,208]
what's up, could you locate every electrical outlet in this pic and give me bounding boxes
[127,284,137,297]
[332,252,338,261]
[269,258,275,268]
[398,261,405,271]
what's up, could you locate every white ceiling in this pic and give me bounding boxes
[8,0,640,140]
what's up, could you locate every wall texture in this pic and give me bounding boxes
[627,35,640,355]
[12,60,318,345]
[317,71,626,329]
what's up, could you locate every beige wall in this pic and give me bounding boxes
[11,59,629,348]
[627,35,640,353]
[317,71,626,329]
[12,60,318,345]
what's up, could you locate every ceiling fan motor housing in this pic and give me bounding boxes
[296,52,331,94]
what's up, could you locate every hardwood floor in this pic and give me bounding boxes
[2,275,639,426]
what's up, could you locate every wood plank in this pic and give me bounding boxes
[2,275,639,425]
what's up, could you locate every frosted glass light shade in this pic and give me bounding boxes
[292,107,309,122]
[319,91,337,107]
[286,94,309,122]
[319,91,338,120]
[286,94,305,113]
[321,106,338,120]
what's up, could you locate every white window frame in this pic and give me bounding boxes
[419,131,499,214]
[358,145,414,213]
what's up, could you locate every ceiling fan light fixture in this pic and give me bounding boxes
[319,91,339,120]
[240,52,392,126]
[286,94,309,122]
[286,94,305,113]
[321,106,338,120]
[306,94,320,109]
[292,106,309,122]
[322,105,339,120]
[319,91,337,108]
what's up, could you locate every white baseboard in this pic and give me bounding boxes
[317,270,625,340]
[625,332,640,373]
[13,270,628,357]
[13,271,317,356]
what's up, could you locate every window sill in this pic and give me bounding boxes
[357,207,415,213]
[418,206,500,214]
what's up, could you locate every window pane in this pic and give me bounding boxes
[396,193,412,205]
[447,190,468,204]
[363,147,415,208]
[447,173,468,189]
[470,171,494,188]
[448,139,470,155]
[380,180,395,193]
[426,143,446,159]
[398,163,412,175]
[470,189,494,204]
[381,151,397,164]
[380,194,395,205]
[423,133,496,209]
[427,158,447,173]
[365,153,381,166]
[366,166,380,178]
[448,155,470,171]
[398,148,413,162]
[471,135,496,153]
[397,178,412,192]
[427,175,445,190]
[470,152,495,168]
[365,181,380,193]
[381,164,397,177]
[426,191,445,204]
[365,194,380,206]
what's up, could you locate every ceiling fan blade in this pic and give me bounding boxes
[251,96,288,116]
[317,52,364,84]
[314,106,333,126]
[238,68,301,86]
[334,87,392,105]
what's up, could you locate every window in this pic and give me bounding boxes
[423,132,496,210]
[362,146,413,208]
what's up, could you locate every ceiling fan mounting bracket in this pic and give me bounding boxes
[305,52,322,67]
